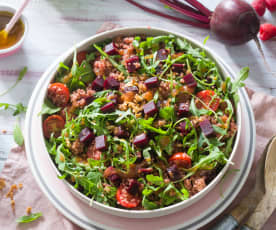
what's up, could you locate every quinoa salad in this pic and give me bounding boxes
[42,34,248,210]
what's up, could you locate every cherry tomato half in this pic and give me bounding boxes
[43,115,65,139]
[196,90,220,111]
[77,51,87,65]
[47,83,70,107]
[116,186,141,208]
[169,152,192,169]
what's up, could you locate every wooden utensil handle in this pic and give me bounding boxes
[242,195,275,230]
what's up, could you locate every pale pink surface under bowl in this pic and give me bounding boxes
[0,5,28,58]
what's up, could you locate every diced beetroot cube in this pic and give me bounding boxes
[183,74,197,87]
[126,56,140,73]
[143,101,158,116]
[179,122,189,134]
[157,49,169,60]
[126,179,140,195]
[199,119,214,137]
[104,77,120,90]
[100,102,116,113]
[85,96,94,105]
[124,86,138,93]
[133,133,149,147]
[178,102,190,117]
[172,63,185,72]
[144,77,159,88]
[95,135,107,150]
[108,174,121,187]
[79,128,95,143]
[104,42,118,55]
[166,164,182,181]
[92,77,104,91]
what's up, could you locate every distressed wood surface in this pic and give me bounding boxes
[0,0,275,171]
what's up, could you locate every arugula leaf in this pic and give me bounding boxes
[142,197,158,210]
[14,122,24,146]
[159,106,175,121]
[212,125,227,136]
[38,98,61,116]
[143,147,152,163]
[231,67,249,94]
[138,118,167,135]
[0,102,27,116]
[16,212,42,223]
[189,97,210,116]
[203,35,210,45]
[0,67,27,97]
[146,174,163,185]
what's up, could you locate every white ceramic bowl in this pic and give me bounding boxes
[0,5,28,58]
[30,27,242,218]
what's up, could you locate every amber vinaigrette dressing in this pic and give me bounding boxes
[0,11,24,49]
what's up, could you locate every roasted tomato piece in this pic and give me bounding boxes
[47,83,70,107]
[116,186,141,208]
[196,90,220,111]
[169,152,192,168]
[43,115,65,138]
[77,51,87,65]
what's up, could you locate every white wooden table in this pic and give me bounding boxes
[0,0,275,172]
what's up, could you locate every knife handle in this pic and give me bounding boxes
[240,225,252,230]
[210,215,238,230]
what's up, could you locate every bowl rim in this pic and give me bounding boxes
[0,4,28,55]
[35,26,242,217]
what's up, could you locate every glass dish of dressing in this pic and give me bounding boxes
[0,5,28,57]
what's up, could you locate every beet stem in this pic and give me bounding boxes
[126,0,210,29]
[160,0,210,23]
[253,37,275,74]
[183,0,212,17]
[172,0,204,15]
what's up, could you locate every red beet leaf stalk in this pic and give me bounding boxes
[126,0,260,45]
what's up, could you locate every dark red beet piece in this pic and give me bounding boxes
[172,63,185,72]
[178,102,190,117]
[85,96,95,105]
[124,86,139,93]
[179,121,189,135]
[133,133,149,147]
[100,102,116,113]
[144,77,159,88]
[126,179,140,195]
[126,56,140,72]
[104,77,120,90]
[92,77,104,91]
[199,119,214,137]
[157,49,169,60]
[95,135,107,151]
[167,164,182,181]
[143,101,158,116]
[104,42,118,55]
[183,74,197,87]
[108,174,121,187]
[79,128,95,143]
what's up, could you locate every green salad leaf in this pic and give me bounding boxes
[16,212,43,223]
